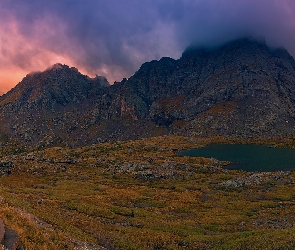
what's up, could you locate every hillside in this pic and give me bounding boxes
[0,136,295,249]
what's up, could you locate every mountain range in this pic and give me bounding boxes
[1,38,295,147]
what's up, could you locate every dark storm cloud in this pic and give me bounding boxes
[173,0,295,52]
[0,0,294,90]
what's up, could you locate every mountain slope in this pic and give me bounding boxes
[1,38,295,146]
[117,38,295,137]
[0,64,110,145]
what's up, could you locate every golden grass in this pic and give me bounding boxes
[0,135,295,249]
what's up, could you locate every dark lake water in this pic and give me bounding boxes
[178,144,295,172]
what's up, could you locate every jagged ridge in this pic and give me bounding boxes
[0,38,295,146]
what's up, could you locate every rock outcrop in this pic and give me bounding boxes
[0,162,13,176]
[0,219,23,250]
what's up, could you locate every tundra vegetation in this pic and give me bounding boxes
[0,135,295,249]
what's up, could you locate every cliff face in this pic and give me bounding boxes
[105,38,295,139]
[1,38,295,146]
[148,38,295,137]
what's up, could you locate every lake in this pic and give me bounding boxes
[178,144,295,172]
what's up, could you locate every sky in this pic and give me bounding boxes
[0,0,295,95]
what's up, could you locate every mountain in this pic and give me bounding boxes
[1,38,295,147]
[0,64,110,146]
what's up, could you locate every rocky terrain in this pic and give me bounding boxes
[0,38,295,147]
[0,136,295,249]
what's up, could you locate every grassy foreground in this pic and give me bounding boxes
[0,136,295,249]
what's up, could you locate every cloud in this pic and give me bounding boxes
[171,0,295,50]
[0,0,294,94]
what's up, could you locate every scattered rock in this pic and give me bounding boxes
[220,171,293,188]
[0,162,14,176]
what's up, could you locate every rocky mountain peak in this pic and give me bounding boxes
[119,37,295,136]
[0,38,295,146]
[0,63,109,107]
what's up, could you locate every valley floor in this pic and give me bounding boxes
[0,136,295,249]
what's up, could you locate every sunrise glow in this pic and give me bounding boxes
[0,0,294,94]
